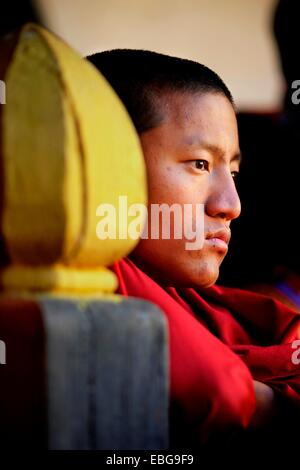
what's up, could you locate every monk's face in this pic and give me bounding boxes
[130,91,241,288]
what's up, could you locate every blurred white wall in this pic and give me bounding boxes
[35,0,283,110]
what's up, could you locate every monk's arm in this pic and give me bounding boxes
[250,379,300,430]
[249,380,276,428]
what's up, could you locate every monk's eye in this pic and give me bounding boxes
[193,159,209,171]
[231,171,239,180]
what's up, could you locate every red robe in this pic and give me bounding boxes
[110,256,300,443]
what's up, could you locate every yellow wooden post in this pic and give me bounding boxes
[0,24,147,296]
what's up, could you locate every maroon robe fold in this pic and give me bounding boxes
[110,256,300,442]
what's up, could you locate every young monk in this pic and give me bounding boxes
[87,50,300,450]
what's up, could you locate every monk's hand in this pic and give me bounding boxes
[249,380,276,429]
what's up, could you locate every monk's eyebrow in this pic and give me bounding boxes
[231,151,242,164]
[182,136,242,164]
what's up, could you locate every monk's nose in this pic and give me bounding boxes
[205,174,241,221]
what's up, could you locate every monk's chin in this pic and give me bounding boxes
[188,258,221,289]
[165,259,220,289]
[194,272,219,289]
